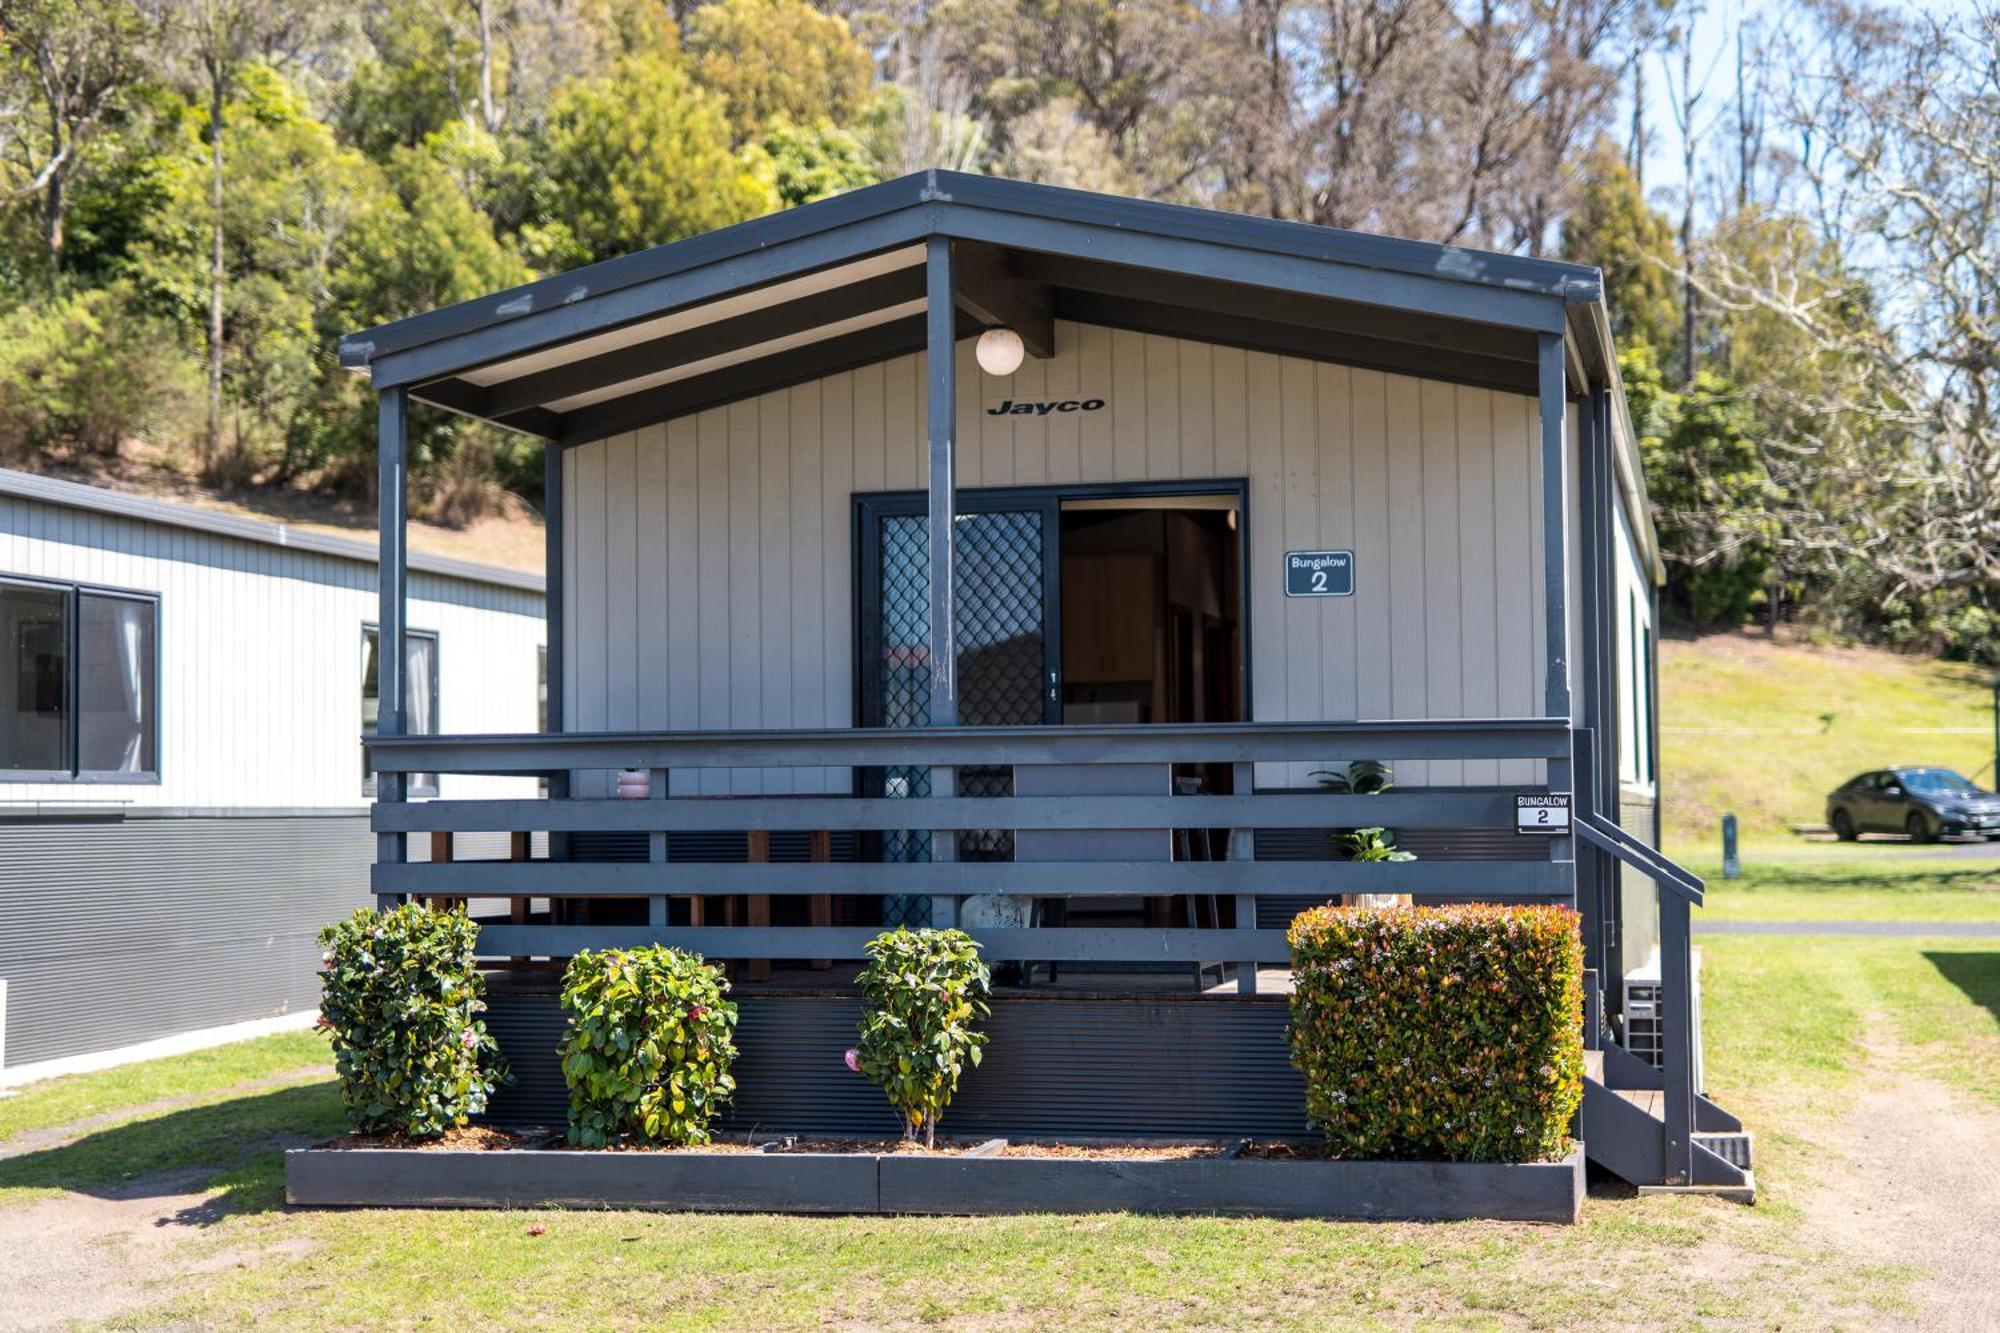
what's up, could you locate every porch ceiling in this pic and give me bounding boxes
[341,171,1604,447]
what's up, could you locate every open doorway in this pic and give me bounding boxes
[1057,494,1244,729]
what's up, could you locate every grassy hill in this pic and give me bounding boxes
[1661,631,1994,848]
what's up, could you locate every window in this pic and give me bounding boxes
[0,577,158,780]
[362,625,438,797]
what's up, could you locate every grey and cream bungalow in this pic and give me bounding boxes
[343,171,1745,1193]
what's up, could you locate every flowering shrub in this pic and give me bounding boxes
[558,947,738,1147]
[1287,903,1583,1162]
[854,928,990,1147]
[317,903,506,1137]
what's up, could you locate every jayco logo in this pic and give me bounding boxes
[986,397,1106,416]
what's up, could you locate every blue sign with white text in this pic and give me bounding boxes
[1284,549,1355,598]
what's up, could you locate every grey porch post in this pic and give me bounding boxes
[925,235,959,928]
[376,386,409,900]
[1538,332,1571,721]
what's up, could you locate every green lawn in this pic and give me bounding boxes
[1691,846,2000,921]
[1661,632,1995,846]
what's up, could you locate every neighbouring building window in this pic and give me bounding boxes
[0,577,159,780]
[362,625,438,797]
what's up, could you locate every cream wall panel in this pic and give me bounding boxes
[0,498,543,809]
[566,320,1548,792]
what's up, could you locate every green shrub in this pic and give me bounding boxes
[0,286,194,463]
[853,928,990,1147]
[317,903,506,1138]
[1287,904,1583,1162]
[558,947,739,1147]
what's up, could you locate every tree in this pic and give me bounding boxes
[0,0,153,288]
[525,51,773,267]
[1561,140,1680,362]
[748,117,880,207]
[686,0,873,141]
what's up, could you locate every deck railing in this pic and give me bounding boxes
[366,718,1576,992]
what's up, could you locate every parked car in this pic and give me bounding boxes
[1825,767,2000,842]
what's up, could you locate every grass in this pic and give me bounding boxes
[2,934,1977,1329]
[1692,847,2000,921]
[1660,630,1995,845]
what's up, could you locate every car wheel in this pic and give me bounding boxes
[1831,809,1858,842]
[1906,811,1938,844]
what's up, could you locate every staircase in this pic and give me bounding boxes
[1571,782,1756,1201]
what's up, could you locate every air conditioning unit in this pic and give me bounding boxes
[1621,949,1704,1092]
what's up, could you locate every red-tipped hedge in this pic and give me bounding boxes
[1287,903,1584,1162]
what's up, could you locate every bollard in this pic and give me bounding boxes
[1722,813,1741,879]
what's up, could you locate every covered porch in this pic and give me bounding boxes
[346,171,1732,1189]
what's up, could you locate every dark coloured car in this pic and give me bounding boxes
[1826,767,2000,842]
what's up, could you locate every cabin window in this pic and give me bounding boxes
[362,625,439,797]
[0,576,159,781]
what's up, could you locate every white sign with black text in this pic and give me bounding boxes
[1515,793,1571,834]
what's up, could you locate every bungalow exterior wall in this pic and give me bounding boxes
[560,319,1574,796]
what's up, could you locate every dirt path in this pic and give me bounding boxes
[1805,1018,2000,1329]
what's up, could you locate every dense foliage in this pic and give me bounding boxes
[317,903,506,1138]
[558,946,739,1147]
[1287,904,1583,1162]
[853,927,990,1148]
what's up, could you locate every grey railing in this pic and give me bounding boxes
[1572,727,1706,1186]
[367,718,1576,992]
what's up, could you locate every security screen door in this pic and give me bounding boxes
[856,495,1059,925]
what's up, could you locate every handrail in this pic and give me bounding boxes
[1574,811,1704,905]
[364,717,1574,775]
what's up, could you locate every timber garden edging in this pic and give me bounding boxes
[283,1145,1585,1223]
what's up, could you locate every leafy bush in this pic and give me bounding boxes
[1340,826,1414,862]
[558,947,739,1147]
[0,286,193,463]
[317,903,506,1138]
[1287,904,1583,1162]
[853,928,991,1147]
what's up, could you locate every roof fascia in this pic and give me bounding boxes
[0,468,545,594]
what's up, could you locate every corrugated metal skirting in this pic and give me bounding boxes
[0,816,372,1065]
[483,984,1313,1140]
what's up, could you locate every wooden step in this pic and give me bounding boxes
[1583,1048,1604,1083]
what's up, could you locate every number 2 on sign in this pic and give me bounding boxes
[1310,570,1328,592]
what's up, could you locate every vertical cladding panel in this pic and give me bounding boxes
[0,816,373,1065]
[563,320,1548,792]
[605,432,639,734]
[727,400,763,794]
[0,495,542,809]
[637,424,670,732]
[1421,380,1464,786]
[1457,386,1501,787]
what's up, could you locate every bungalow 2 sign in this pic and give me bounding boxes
[1284,549,1356,598]
[986,397,1107,416]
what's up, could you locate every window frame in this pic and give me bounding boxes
[361,621,441,799]
[0,572,163,784]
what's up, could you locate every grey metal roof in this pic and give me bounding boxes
[337,170,1615,449]
[0,467,545,594]
[342,170,1601,370]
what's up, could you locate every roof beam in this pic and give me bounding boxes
[1055,291,1538,395]
[951,241,1053,357]
[1010,252,1535,364]
[476,266,929,417]
[409,377,564,440]
[557,312,976,444]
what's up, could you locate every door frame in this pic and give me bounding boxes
[851,477,1254,734]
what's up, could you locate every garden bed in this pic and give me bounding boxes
[284,1139,1584,1222]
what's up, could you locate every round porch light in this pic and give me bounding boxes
[976,327,1025,377]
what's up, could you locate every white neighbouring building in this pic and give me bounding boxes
[0,468,545,1075]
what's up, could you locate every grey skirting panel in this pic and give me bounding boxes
[0,814,373,1066]
[482,985,1314,1140]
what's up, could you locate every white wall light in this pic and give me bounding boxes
[975,327,1025,377]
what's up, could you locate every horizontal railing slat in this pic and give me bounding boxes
[376,791,1529,835]
[364,718,1571,775]
[472,925,1293,964]
[374,859,1570,899]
